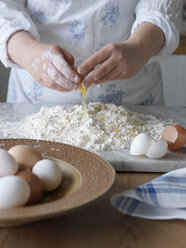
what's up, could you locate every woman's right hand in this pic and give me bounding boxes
[7,31,80,92]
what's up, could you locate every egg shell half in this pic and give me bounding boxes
[0,176,30,209]
[130,133,153,156]
[32,159,62,192]
[0,149,18,177]
[8,145,42,169]
[161,125,186,150]
[146,136,168,159]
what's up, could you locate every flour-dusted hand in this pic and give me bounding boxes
[31,44,80,91]
[7,31,80,92]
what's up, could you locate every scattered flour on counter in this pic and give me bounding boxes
[0,103,169,151]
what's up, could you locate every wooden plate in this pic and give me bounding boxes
[0,139,115,227]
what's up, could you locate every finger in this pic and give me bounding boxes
[41,72,72,92]
[95,67,123,84]
[48,51,80,83]
[78,45,111,75]
[46,62,78,90]
[61,48,75,65]
[82,58,116,88]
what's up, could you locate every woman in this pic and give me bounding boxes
[0,0,181,105]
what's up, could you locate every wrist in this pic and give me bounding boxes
[124,38,150,65]
[127,22,165,62]
[7,31,38,68]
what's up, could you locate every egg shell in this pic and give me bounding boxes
[146,136,168,159]
[0,149,18,177]
[32,159,62,192]
[0,176,30,209]
[161,125,186,150]
[17,171,43,205]
[130,133,153,156]
[8,145,42,169]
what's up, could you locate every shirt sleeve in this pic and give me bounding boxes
[0,0,40,68]
[131,0,181,63]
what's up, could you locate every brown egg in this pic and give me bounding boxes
[8,145,42,169]
[161,125,186,150]
[17,164,31,173]
[17,171,43,205]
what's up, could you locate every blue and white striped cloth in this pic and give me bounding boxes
[111,168,186,220]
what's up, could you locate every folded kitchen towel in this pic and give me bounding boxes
[111,168,186,220]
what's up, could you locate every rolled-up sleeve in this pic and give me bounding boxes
[0,0,39,68]
[131,0,181,62]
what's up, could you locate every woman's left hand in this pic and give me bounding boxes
[78,41,148,88]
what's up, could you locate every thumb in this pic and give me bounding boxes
[61,48,75,65]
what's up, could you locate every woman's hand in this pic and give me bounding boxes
[7,31,80,92]
[78,23,165,88]
[78,41,147,88]
[29,43,80,91]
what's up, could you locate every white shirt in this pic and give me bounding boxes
[0,0,181,105]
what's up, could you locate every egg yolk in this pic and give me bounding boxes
[79,83,88,115]
[79,83,88,95]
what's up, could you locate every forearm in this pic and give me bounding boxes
[127,22,165,62]
[0,0,39,68]
[7,31,38,69]
[7,30,80,92]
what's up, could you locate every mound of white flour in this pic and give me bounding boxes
[0,102,167,151]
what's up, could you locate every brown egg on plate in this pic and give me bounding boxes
[17,171,43,205]
[17,164,32,173]
[8,145,42,169]
[161,125,186,150]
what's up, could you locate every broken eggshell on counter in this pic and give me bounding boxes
[130,133,153,156]
[147,136,168,159]
[130,133,168,159]
[161,125,186,150]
